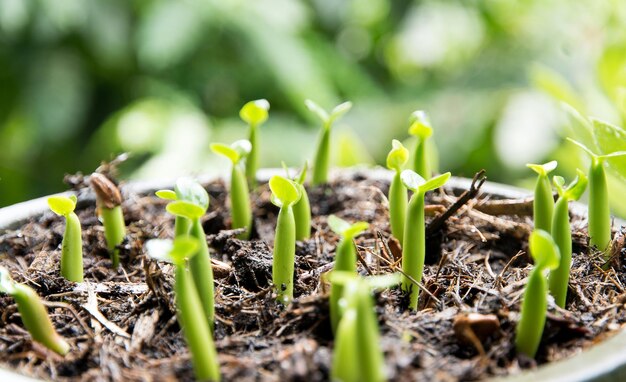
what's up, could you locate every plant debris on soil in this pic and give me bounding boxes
[1,169,625,381]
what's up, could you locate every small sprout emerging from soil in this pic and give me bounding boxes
[240,99,270,186]
[400,170,451,310]
[269,175,302,304]
[408,110,433,179]
[145,238,220,381]
[330,272,400,382]
[0,267,70,355]
[386,139,410,243]
[282,161,312,240]
[47,195,83,282]
[526,161,557,233]
[549,170,588,308]
[156,177,210,237]
[568,138,626,253]
[453,313,500,357]
[90,173,126,268]
[211,140,253,239]
[305,99,353,186]
[327,215,369,333]
[165,181,215,327]
[516,229,560,358]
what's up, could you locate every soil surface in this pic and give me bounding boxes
[0,170,625,381]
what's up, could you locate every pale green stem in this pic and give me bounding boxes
[293,184,311,240]
[101,206,126,268]
[61,212,83,282]
[549,197,572,308]
[190,219,215,327]
[389,170,407,243]
[273,205,296,303]
[230,164,252,240]
[588,159,611,253]
[312,126,330,186]
[515,268,547,358]
[401,191,426,310]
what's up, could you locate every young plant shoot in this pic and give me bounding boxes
[90,173,126,268]
[211,140,253,239]
[165,182,215,327]
[305,99,353,186]
[549,170,588,308]
[408,111,433,179]
[330,272,400,382]
[568,138,626,253]
[516,230,560,358]
[47,195,83,282]
[0,267,70,355]
[156,177,208,237]
[282,161,312,240]
[526,161,557,233]
[401,170,451,310]
[146,238,220,381]
[327,215,369,333]
[269,175,301,304]
[240,99,270,186]
[386,139,410,243]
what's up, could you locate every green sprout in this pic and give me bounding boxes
[515,229,560,358]
[386,139,410,243]
[90,173,126,268]
[211,140,253,239]
[156,177,208,237]
[47,195,83,282]
[549,170,588,308]
[408,110,433,179]
[327,215,369,333]
[305,99,353,186]
[330,272,400,382]
[526,161,557,233]
[146,238,220,381]
[240,99,270,186]
[400,170,451,310]
[282,161,311,240]
[568,138,626,252]
[0,267,70,355]
[269,175,302,304]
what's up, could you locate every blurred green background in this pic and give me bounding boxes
[1,0,626,215]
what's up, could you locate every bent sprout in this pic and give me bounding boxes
[515,230,560,358]
[211,140,253,239]
[401,170,451,310]
[305,99,353,186]
[48,195,83,282]
[526,161,557,233]
[240,99,270,186]
[269,175,302,304]
[386,139,410,243]
[90,173,126,268]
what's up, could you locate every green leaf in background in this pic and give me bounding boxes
[592,118,626,181]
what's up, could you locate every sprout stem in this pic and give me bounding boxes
[389,171,406,243]
[312,127,331,186]
[231,164,252,240]
[293,183,311,240]
[61,212,83,282]
[100,206,125,268]
[549,196,572,308]
[414,138,430,179]
[189,219,215,327]
[515,267,547,358]
[588,158,611,252]
[401,191,426,310]
[330,236,357,333]
[273,205,296,303]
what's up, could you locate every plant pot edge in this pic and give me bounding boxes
[0,167,624,382]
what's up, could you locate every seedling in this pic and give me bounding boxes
[386,139,410,243]
[146,238,220,381]
[408,110,433,179]
[282,161,311,240]
[515,230,560,358]
[526,161,557,233]
[401,170,451,309]
[90,173,126,268]
[164,181,215,327]
[47,195,83,282]
[0,267,70,355]
[330,272,400,382]
[269,175,301,304]
[211,140,253,239]
[327,215,369,333]
[305,99,353,186]
[156,177,209,237]
[568,138,626,253]
[240,99,270,186]
[549,170,588,308]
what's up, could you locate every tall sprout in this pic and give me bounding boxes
[515,230,560,358]
[0,267,70,355]
[526,161,557,233]
[549,170,587,308]
[90,173,126,268]
[386,139,409,243]
[401,170,451,310]
[408,111,433,179]
[146,238,220,381]
[47,195,83,282]
[568,138,626,253]
[240,99,270,186]
[305,99,352,186]
[211,140,253,239]
[327,215,369,333]
[269,175,302,304]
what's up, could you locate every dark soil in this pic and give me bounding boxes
[1,170,625,381]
